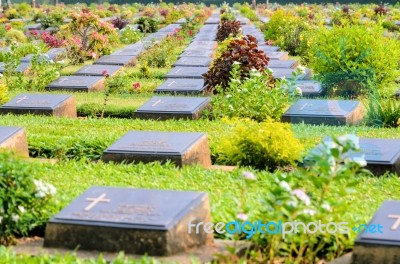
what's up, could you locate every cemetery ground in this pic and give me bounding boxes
[1,2,400,264]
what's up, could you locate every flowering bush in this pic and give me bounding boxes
[60,11,118,64]
[254,134,368,263]
[39,32,65,48]
[0,81,8,104]
[0,152,57,245]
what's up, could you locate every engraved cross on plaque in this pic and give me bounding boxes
[16,96,29,103]
[57,77,69,83]
[84,193,110,211]
[152,99,162,107]
[300,102,312,110]
[167,81,176,87]
[174,68,182,74]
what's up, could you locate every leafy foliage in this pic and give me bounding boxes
[203,35,269,93]
[0,152,57,245]
[0,81,8,104]
[307,24,400,95]
[60,11,118,64]
[111,17,129,30]
[216,20,241,42]
[217,118,304,170]
[210,64,286,122]
[255,135,368,263]
[136,17,159,33]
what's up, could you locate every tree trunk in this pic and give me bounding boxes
[31,0,35,8]
[54,0,58,6]
[251,0,256,9]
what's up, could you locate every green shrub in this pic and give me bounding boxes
[366,93,400,128]
[217,118,304,170]
[255,135,367,263]
[5,9,20,19]
[308,24,400,95]
[264,9,311,56]
[5,29,27,44]
[119,26,142,44]
[0,81,8,104]
[40,13,64,29]
[210,64,287,121]
[136,17,159,33]
[0,151,57,245]
[239,3,259,21]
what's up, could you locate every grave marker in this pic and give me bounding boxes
[281,99,364,126]
[295,80,323,97]
[93,55,137,66]
[73,65,122,77]
[155,79,205,94]
[134,96,210,120]
[165,67,208,79]
[44,186,212,255]
[46,76,105,92]
[0,126,29,157]
[173,56,212,67]
[352,201,400,264]
[0,93,76,117]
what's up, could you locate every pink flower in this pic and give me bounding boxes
[237,213,248,221]
[132,82,141,90]
[292,189,311,206]
[91,52,98,59]
[102,70,109,77]
[242,171,256,180]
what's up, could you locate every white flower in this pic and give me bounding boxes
[233,61,241,65]
[321,203,332,212]
[287,200,297,207]
[11,214,19,223]
[33,179,57,198]
[242,171,257,180]
[292,189,311,206]
[327,156,336,173]
[351,155,367,167]
[49,59,54,64]
[302,209,316,216]
[297,65,306,73]
[295,87,302,96]
[337,134,359,149]
[18,206,25,213]
[237,213,248,221]
[280,181,291,192]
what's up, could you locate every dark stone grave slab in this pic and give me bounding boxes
[179,49,214,58]
[281,99,364,126]
[24,23,42,30]
[259,17,270,23]
[111,44,144,56]
[134,96,210,120]
[0,126,29,157]
[265,51,289,60]
[44,186,213,255]
[311,138,400,176]
[268,60,298,69]
[187,41,217,50]
[204,17,220,24]
[165,67,208,79]
[176,18,187,24]
[73,65,122,77]
[155,79,205,95]
[158,24,181,32]
[20,48,65,63]
[295,80,323,97]
[0,93,76,118]
[93,55,136,66]
[352,201,400,263]
[44,27,58,33]
[0,62,29,73]
[193,35,217,41]
[102,131,212,167]
[46,76,105,92]
[270,68,313,80]
[173,56,212,67]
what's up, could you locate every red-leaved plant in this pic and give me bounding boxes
[203,35,270,94]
